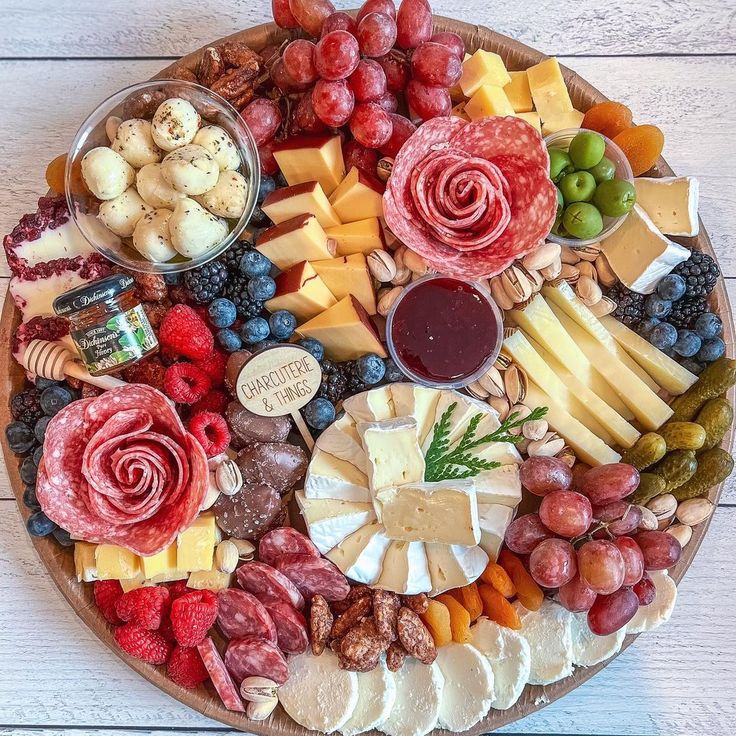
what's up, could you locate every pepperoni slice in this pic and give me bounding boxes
[258,527,320,567]
[236,561,305,610]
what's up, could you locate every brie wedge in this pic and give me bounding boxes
[425,542,489,595]
[474,464,523,507]
[634,176,699,237]
[304,448,371,502]
[326,522,392,585]
[389,383,441,445]
[316,414,368,473]
[626,570,677,634]
[375,540,432,595]
[343,385,394,422]
[477,503,514,561]
[340,662,396,736]
[422,391,476,453]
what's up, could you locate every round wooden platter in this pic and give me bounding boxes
[1,13,734,736]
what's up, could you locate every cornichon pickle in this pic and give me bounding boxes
[653,449,698,492]
[697,398,734,450]
[659,422,706,451]
[621,433,666,470]
[671,358,736,421]
[631,472,668,505]
[672,447,734,501]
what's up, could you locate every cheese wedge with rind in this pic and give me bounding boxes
[314,415,367,474]
[389,383,442,445]
[375,540,431,595]
[477,503,514,561]
[343,385,394,423]
[305,448,371,502]
[474,463,522,507]
[634,176,699,237]
[422,391,476,453]
[326,522,392,585]
[425,542,489,595]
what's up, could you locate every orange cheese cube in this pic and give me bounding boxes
[272,135,345,195]
[329,167,385,223]
[256,214,336,270]
[266,261,337,322]
[515,112,542,134]
[311,253,376,315]
[325,217,385,256]
[541,109,585,136]
[262,181,341,229]
[504,71,533,113]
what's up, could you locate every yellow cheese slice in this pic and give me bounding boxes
[272,134,345,195]
[256,214,335,270]
[460,50,511,97]
[504,71,533,112]
[311,253,376,315]
[328,167,384,223]
[326,217,385,256]
[262,181,341,229]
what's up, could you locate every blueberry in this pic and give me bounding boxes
[34,415,52,444]
[241,317,271,345]
[680,358,706,375]
[32,445,44,467]
[248,275,277,301]
[163,273,182,286]
[216,328,242,353]
[6,421,34,455]
[697,337,726,363]
[656,274,686,302]
[269,310,297,340]
[275,171,288,188]
[40,385,74,416]
[304,398,336,430]
[649,322,678,351]
[694,312,722,340]
[20,456,38,485]
[638,317,661,338]
[250,205,270,227]
[208,298,237,328]
[257,176,277,204]
[240,250,272,278]
[673,329,702,358]
[644,294,672,319]
[355,353,386,385]
[26,510,56,537]
[384,358,405,383]
[298,337,325,362]
[52,527,74,547]
[34,377,60,390]
[23,485,39,510]
[252,339,280,352]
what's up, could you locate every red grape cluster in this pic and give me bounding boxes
[506,457,683,636]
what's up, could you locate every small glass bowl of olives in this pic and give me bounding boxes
[545,128,635,248]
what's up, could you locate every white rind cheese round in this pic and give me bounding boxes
[278,650,359,734]
[570,611,626,666]
[340,662,396,736]
[627,570,677,634]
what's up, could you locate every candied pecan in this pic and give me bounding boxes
[198,46,224,88]
[331,596,372,639]
[219,41,262,71]
[212,65,259,102]
[143,302,168,329]
[133,272,168,302]
[338,619,385,672]
[169,64,198,83]
[122,357,166,391]
[231,88,255,111]
[373,589,400,642]
[402,593,429,615]
[334,585,372,614]
[386,640,407,672]
[397,607,436,665]
[310,594,333,656]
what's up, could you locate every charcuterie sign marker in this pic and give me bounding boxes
[235,345,321,450]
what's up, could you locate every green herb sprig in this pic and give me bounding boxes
[424,402,548,482]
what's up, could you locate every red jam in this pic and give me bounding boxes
[388,277,501,385]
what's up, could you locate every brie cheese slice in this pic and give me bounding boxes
[626,570,677,634]
[421,392,476,453]
[425,542,489,595]
[634,176,699,237]
[475,464,522,507]
[570,611,625,666]
[340,662,396,736]
[375,540,431,595]
[477,503,514,561]
[315,414,368,473]
[326,522,392,585]
[389,382,441,444]
[343,385,394,423]
[304,448,371,502]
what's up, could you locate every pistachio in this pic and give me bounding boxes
[478,366,506,398]
[231,538,256,560]
[577,261,598,282]
[560,245,581,265]
[495,352,512,370]
[507,403,531,434]
[576,275,603,307]
[501,265,534,304]
[527,435,566,457]
[213,539,238,573]
[666,523,693,548]
[200,480,221,511]
[367,249,397,282]
[488,395,510,420]
[215,458,243,496]
[646,493,677,529]
[467,380,490,400]
[515,437,531,454]
[247,696,279,720]
[559,264,581,284]
[377,286,404,316]
[590,296,617,317]
[526,268,545,292]
[106,115,123,143]
[403,248,429,275]
[539,258,562,281]
[676,497,714,527]
[504,364,527,405]
[490,276,514,311]
[376,157,394,182]
[556,445,576,468]
[575,243,602,262]
[391,266,412,285]
[594,253,618,288]
[637,505,659,531]
[502,327,517,340]
[522,418,549,441]
[522,242,561,271]
[241,676,279,703]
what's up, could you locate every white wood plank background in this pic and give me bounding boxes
[0,2,734,735]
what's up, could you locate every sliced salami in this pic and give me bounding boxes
[275,553,350,602]
[224,637,289,685]
[262,599,309,654]
[217,589,277,644]
[196,637,245,712]
[236,560,305,610]
[258,527,320,567]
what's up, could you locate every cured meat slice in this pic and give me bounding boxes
[236,561,305,610]
[196,637,245,712]
[262,599,309,654]
[217,589,278,644]
[224,637,289,685]
[275,553,350,602]
[258,526,320,567]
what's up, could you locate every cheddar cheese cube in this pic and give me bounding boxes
[541,109,585,136]
[141,544,179,580]
[74,541,98,583]
[504,71,533,113]
[515,112,542,134]
[120,574,146,593]
[177,512,216,573]
[272,135,345,196]
[95,544,140,581]
[187,566,234,592]
[460,50,511,97]
[465,85,515,121]
[526,58,573,122]
[266,261,337,322]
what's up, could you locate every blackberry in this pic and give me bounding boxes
[669,295,708,329]
[11,389,43,426]
[345,361,369,396]
[318,360,349,404]
[183,260,228,304]
[219,238,254,274]
[607,284,645,327]
[222,272,264,319]
[672,251,719,298]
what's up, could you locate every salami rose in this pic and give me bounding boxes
[36,384,208,555]
[383,116,557,279]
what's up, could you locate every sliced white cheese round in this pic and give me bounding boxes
[570,611,625,667]
[627,570,677,634]
[279,650,359,734]
[470,617,530,710]
[340,662,396,736]
[515,599,574,685]
[379,657,444,736]
[436,643,494,732]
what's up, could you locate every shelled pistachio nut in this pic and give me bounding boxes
[676,497,714,526]
[559,264,581,284]
[666,523,693,548]
[487,395,510,420]
[574,243,602,262]
[556,445,576,468]
[467,380,490,400]
[590,296,617,318]
[527,433,565,457]
[501,265,534,304]
[576,275,603,307]
[215,458,243,496]
[478,366,506,399]
[522,418,549,441]
[241,676,280,703]
[539,258,563,281]
[247,697,279,720]
[215,540,239,574]
[403,248,430,275]
[490,276,514,311]
[560,245,582,265]
[231,538,256,560]
[522,242,561,271]
[646,493,678,529]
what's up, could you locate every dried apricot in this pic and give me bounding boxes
[45,154,67,194]
[477,584,521,630]
[613,124,665,177]
[581,100,633,140]
[435,593,472,643]
[448,582,483,622]
[498,549,544,611]
[480,562,516,598]
[419,598,452,647]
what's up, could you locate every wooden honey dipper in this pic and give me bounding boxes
[21,340,126,390]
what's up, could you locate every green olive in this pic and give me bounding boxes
[588,156,616,184]
[568,131,606,170]
[593,178,637,217]
[562,202,604,239]
[559,171,597,204]
[549,148,575,183]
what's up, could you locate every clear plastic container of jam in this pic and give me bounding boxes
[53,273,159,376]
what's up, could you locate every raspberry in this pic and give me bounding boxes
[164,363,212,404]
[114,623,173,664]
[159,304,214,361]
[115,585,171,630]
[167,645,210,689]
[188,411,231,457]
[122,357,166,391]
[94,580,124,625]
[170,589,219,647]
[159,616,177,643]
[194,350,227,387]
[191,389,229,416]
[167,580,192,601]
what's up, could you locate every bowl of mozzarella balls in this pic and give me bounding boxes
[65,79,260,273]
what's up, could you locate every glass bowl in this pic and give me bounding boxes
[544,127,633,249]
[65,79,260,274]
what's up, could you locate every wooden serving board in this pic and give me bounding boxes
[1,14,733,736]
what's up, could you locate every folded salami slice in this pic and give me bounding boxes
[384,115,557,279]
[225,637,289,685]
[36,384,208,556]
[275,553,350,602]
[258,527,320,567]
[217,589,278,644]
[262,599,309,654]
[236,561,305,610]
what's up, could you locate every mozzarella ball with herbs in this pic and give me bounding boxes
[132,208,177,262]
[136,163,188,208]
[151,97,201,151]
[98,187,152,237]
[105,115,122,143]
[112,119,162,168]
[169,198,228,258]
[197,170,249,219]
[192,125,240,171]
[161,144,219,196]
[81,147,135,200]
